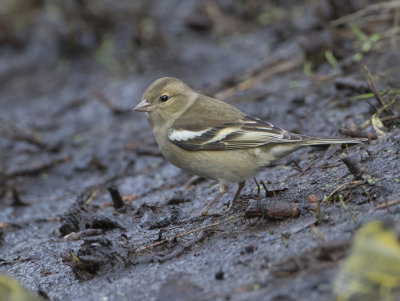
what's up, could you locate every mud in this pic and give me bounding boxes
[1,1,400,300]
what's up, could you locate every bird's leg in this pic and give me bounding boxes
[227,182,245,211]
[253,177,260,195]
[201,183,229,216]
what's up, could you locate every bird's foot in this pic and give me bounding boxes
[225,199,237,212]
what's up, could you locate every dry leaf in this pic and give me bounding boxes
[371,113,385,138]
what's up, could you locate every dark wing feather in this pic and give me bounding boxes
[169,114,307,151]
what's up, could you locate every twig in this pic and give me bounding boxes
[322,180,364,203]
[11,187,28,206]
[136,148,163,157]
[381,114,400,122]
[360,114,400,130]
[215,55,304,100]
[92,90,130,115]
[85,190,98,205]
[366,70,386,108]
[331,1,400,26]
[0,117,46,149]
[245,200,299,220]
[310,224,326,243]
[376,199,400,209]
[301,145,338,174]
[339,128,377,140]
[106,183,125,209]
[334,77,370,93]
[5,154,71,178]
[156,230,206,263]
[137,214,241,253]
[342,156,371,181]
[339,195,357,221]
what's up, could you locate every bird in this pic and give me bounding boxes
[134,77,366,215]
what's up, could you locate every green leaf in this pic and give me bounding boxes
[325,50,339,69]
[347,93,374,101]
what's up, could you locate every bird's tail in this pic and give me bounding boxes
[300,136,368,146]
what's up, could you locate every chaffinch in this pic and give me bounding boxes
[134,77,366,215]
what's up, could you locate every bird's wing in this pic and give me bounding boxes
[169,115,306,151]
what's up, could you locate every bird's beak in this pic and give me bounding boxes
[133,99,155,112]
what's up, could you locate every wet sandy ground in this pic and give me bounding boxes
[1,1,400,300]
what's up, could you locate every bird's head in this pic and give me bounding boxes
[134,77,196,123]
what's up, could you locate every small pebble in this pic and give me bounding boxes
[215,270,224,280]
[308,194,319,203]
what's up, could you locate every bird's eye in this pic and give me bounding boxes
[160,95,169,102]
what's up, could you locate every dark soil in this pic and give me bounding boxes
[1,1,400,300]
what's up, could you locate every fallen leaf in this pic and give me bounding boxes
[371,113,385,138]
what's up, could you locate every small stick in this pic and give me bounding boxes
[334,77,370,93]
[322,181,364,203]
[137,214,242,253]
[84,190,98,205]
[381,114,400,122]
[339,128,377,139]
[11,187,28,206]
[0,117,46,149]
[366,70,387,108]
[376,199,400,209]
[156,229,163,242]
[360,114,399,130]
[331,1,400,26]
[342,156,371,180]
[6,154,71,178]
[301,145,338,174]
[215,55,303,99]
[156,230,206,263]
[92,90,130,115]
[245,201,299,220]
[383,199,392,213]
[310,224,326,243]
[106,183,125,209]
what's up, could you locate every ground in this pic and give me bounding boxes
[1,1,400,300]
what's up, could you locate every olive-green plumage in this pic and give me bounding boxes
[134,77,366,214]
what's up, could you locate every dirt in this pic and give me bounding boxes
[1,1,400,300]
